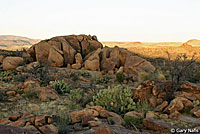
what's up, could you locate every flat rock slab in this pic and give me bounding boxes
[178,115,200,126]
[143,118,176,133]
[0,124,36,134]
[82,125,150,134]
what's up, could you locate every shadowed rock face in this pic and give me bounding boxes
[0,124,36,134]
[27,34,103,67]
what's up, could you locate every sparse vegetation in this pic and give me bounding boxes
[94,75,111,84]
[78,70,89,77]
[0,71,17,82]
[0,91,6,102]
[69,88,84,103]
[137,71,152,82]
[124,116,142,130]
[52,80,71,94]
[25,62,53,85]
[116,72,125,83]
[135,100,153,114]
[91,86,136,114]
[13,73,29,82]
[193,100,200,108]
[165,52,197,101]
[53,114,71,134]
[23,89,39,99]
[0,71,16,77]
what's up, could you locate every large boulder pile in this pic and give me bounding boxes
[27,35,103,67]
[2,57,24,71]
[134,80,200,116]
[0,114,58,134]
[0,34,155,76]
[69,106,148,134]
[82,46,155,73]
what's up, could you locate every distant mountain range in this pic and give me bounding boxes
[0,35,40,50]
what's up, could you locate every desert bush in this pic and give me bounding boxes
[78,70,89,77]
[155,70,166,81]
[13,73,29,82]
[179,107,193,115]
[0,71,16,77]
[69,71,79,81]
[135,70,166,87]
[124,116,142,130]
[95,77,107,84]
[52,80,71,94]
[165,52,197,100]
[69,88,84,103]
[27,63,52,85]
[0,77,12,82]
[0,71,17,82]
[90,86,136,114]
[0,91,6,102]
[94,75,111,84]
[23,89,39,99]
[116,72,125,83]
[137,71,152,82]
[135,100,153,114]
[52,114,71,134]
[193,100,200,108]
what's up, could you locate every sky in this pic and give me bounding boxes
[0,0,199,42]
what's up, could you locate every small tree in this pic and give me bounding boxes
[166,52,196,101]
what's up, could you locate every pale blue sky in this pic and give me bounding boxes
[0,0,199,42]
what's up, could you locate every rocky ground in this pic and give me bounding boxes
[0,35,200,134]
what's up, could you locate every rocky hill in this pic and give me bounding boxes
[0,35,40,50]
[0,35,200,134]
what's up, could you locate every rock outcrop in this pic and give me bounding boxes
[26,36,155,75]
[124,56,155,74]
[2,57,24,70]
[27,35,103,67]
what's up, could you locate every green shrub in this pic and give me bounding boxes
[69,88,83,103]
[124,116,142,130]
[28,63,52,85]
[69,71,78,81]
[179,107,193,114]
[23,89,39,99]
[0,91,6,102]
[91,86,136,114]
[0,71,16,77]
[193,100,200,107]
[78,71,89,77]
[138,71,152,82]
[94,75,110,84]
[0,77,12,82]
[0,71,17,82]
[135,100,153,113]
[165,52,197,101]
[53,114,71,134]
[52,80,71,94]
[116,72,125,83]
[155,70,166,81]
[13,74,29,82]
